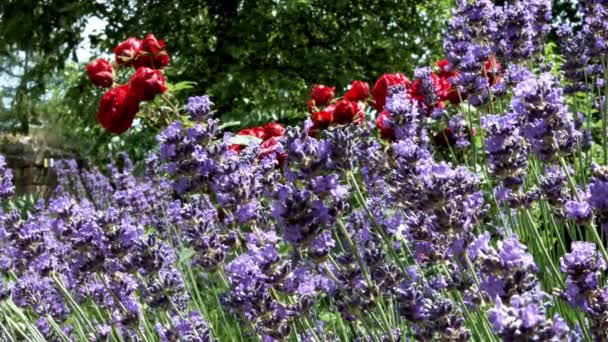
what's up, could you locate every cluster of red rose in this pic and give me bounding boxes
[308,80,370,132]
[308,57,500,142]
[230,122,287,161]
[85,34,170,134]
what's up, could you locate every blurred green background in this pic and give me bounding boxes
[0,0,580,164]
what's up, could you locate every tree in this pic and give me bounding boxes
[0,0,101,133]
[98,0,452,127]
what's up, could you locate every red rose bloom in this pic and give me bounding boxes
[372,73,410,111]
[238,126,267,140]
[307,99,317,113]
[129,67,168,101]
[344,80,370,102]
[376,109,395,140]
[258,137,287,165]
[333,99,361,125]
[86,59,114,88]
[312,110,333,130]
[409,73,451,105]
[437,59,457,79]
[114,37,142,66]
[229,144,243,153]
[310,84,335,107]
[97,85,140,134]
[133,34,170,69]
[264,122,286,138]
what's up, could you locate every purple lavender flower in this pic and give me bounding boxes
[488,293,576,341]
[156,310,214,341]
[481,112,529,189]
[0,155,14,200]
[447,114,471,150]
[539,165,572,208]
[559,241,608,338]
[581,0,608,78]
[512,72,582,162]
[565,199,593,224]
[493,2,537,63]
[395,271,470,340]
[557,24,589,94]
[469,233,539,302]
[444,0,502,107]
[559,241,606,310]
[186,95,214,121]
[588,165,608,231]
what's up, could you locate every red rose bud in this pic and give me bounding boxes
[344,80,370,102]
[114,37,142,66]
[264,122,286,138]
[97,85,140,134]
[86,59,114,88]
[312,110,333,130]
[238,126,267,140]
[372,73,410,111]
[376,109,395,140]
[134,34,170,69]
[333,99,363,125]
[129,67,168,101]
[310,84,335,106]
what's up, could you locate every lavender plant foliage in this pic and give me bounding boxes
[0,155,212,341]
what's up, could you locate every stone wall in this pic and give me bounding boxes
[1,132,80,197]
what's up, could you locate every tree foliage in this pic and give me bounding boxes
[97,0,451,127]
[0,0,101,133]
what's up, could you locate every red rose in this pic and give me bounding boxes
[86,59,114,88]
[264,122,285,138]
[372,73,410,111]
[114,37,142,66]
[376,109,395,140]
[129,67,168,101]
[485,55,502,86]
[409,73,450,104]
[133,34,170,69]
[344,80,370,102]
[437,59,457,79]
[333,99,364,125]
[258,137,287,165]
[310,84,335,107]
[238,126,267,140]
[312,110,333,130]
[307,99,317,113]
[97,85,140,134]
[229,144,243,153]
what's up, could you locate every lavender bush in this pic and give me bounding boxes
[3,0,608,341]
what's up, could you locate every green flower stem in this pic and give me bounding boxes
[336,218,396,342]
